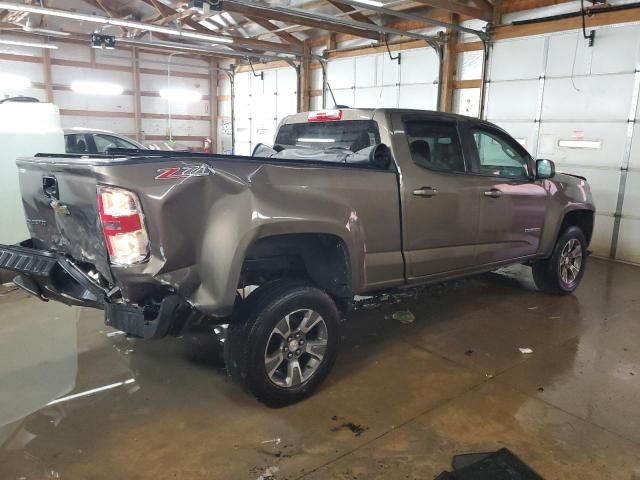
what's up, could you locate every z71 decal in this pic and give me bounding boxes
[155,164,213,180]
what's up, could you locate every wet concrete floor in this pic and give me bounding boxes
[0,258,639,479]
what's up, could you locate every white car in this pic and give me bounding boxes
[64,128,146,155]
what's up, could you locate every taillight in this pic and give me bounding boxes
[97,186,149,265]
[308,109,342,122]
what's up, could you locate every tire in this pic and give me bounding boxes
[532,225,587,295]
[224,279,341,407]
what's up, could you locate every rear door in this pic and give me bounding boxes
[391,114,487,279]
[464,123,547,263]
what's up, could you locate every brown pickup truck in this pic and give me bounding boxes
[0,108,595,406]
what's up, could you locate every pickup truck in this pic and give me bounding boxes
[0,108,595,406]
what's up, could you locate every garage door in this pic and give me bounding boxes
[484,23,640,263]
[325,47,440,111]
[233,66,298,156]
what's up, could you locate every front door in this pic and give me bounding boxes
[391,114,489,279]
[466,125,548,263]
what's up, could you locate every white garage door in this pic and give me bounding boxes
[325,47,440,111]
[233,66,298,156]
[484,24,640,263]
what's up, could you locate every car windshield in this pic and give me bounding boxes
[274,120,380,153]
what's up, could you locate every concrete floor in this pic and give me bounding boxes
[0,258,639,479]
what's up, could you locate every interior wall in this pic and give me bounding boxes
[0,33,215,151]
[323,47,440,111]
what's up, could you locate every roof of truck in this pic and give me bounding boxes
[282,108,483,125]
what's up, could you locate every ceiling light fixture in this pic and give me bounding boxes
[0,38,58,49]
[71,81,124,96]
[350,0,385,7]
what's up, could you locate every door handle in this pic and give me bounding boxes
[42,176,59,200]
[413,187,438,198]
[484,189,504,199]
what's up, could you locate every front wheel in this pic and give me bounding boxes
[224,279,341,407]
[532,225,587,295]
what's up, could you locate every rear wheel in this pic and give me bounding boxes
[532,226,587,295]
[224,279,340,407]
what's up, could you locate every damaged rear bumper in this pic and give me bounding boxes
[0,241,192,339]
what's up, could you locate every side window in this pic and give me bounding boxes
[403,120,466,173]
[65,134,89,154]
[471,129,530,179]
[93,134,138,153]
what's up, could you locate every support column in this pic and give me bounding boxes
[43,42,54,103]
[209,58,219,153]
[132,48,142,142]
[439,15,458,112]
[300,40,311,112]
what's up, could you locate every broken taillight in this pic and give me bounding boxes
[307,109,343,122]
[97,185,149,265]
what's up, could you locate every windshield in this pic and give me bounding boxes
[274,120,380,152]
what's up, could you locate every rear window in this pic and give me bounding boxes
[274,120,380,152]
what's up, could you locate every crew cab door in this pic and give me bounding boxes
[391,114,487,279]
[463,123,547,263]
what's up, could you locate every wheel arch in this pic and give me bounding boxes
[239,233,353,304]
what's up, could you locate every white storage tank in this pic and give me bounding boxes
[0,99,65,244]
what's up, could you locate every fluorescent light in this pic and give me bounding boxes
[71,81,124,96]
[159,88,202,102]
[0,2,109,23]
[298,138,336,143]
[558,139,602,149]
[0,73,31,90]
[179,30,233,44]
[350,0,385,7]
[0,39,58,49]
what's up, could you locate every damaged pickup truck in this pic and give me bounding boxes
[0,108,595,406]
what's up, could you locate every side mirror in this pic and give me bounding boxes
[536,158,555,179]
[369,143,392,169]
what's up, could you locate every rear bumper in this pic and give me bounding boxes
[0,241,192,339]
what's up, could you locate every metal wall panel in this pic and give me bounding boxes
[485,80,540,121]
[326,47,439,112]
[542,75,634,121]
[233,67,297,154]
[489,37,546,81]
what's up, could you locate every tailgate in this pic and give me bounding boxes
[17,156,113,281]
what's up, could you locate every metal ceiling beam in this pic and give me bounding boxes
[330,0,489,40]
[224,0,443,46]
[220,0,380,40]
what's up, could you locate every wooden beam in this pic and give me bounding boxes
[492,0,503,25]
[412,0,491,21]
[132,48,143,143]
[244,15,303,45]
[300,40,311,112]
[456,40,483,52]
[439,15,458,112]
[326,0,377,25]
[454,79,482,89]
[42,41,54,103]
[502,0,572,14]
[222,0,380,40]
